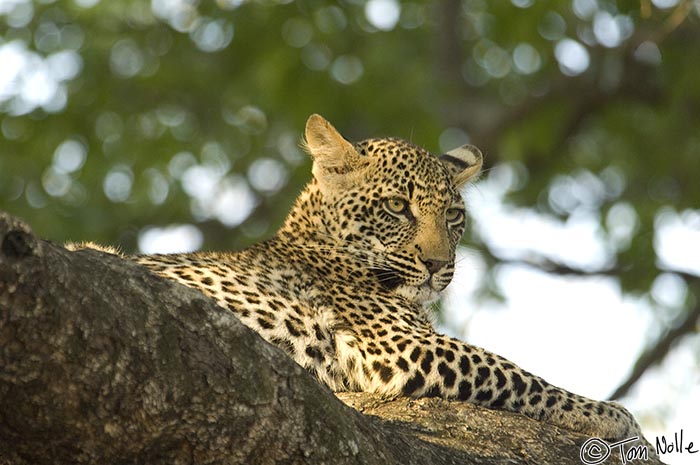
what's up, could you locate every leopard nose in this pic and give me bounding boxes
[421,258,448,274]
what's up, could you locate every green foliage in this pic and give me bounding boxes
[1,0,699,307]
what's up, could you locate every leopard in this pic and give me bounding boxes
[68,114,643,441]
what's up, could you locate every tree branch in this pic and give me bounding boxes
[479,242,700,283]
[440,12,700,164]
[433,0,463,88]
[478,243,620,277]
[0,212,661,464]
[610,301,700,400]
[478,243,699,404]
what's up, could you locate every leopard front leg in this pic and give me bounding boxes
[344,331,642,441]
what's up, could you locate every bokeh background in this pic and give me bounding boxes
[1,0,698,459]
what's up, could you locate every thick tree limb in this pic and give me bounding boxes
[0,212,661,464]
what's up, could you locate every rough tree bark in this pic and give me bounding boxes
[0,212,661,465]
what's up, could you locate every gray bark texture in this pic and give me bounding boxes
[0,212,662,465]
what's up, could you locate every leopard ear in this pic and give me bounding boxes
[440,144,483,188]
[304,114,364,191]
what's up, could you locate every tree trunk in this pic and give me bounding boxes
[0,212,661,465]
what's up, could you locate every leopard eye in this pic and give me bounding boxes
[383,198,409,216]
[446,208,464,224]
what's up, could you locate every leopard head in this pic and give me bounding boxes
[303,114,482,304]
